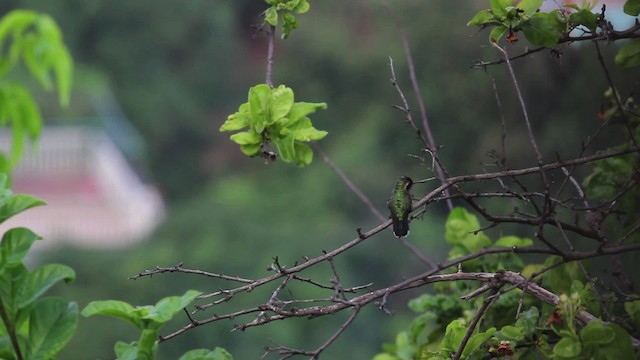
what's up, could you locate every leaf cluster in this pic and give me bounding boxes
[0,174,78,360]
[263,0,310,39]
[0,9,72,173]
[220,84,327,167]
[82,290,232,360]
[468,0,640,67]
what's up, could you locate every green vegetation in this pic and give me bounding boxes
[1,1,639,359]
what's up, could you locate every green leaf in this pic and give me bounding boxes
[220,103,250,132]
[0,193,46,223]
[498,325,524,341]
[179,347,234,360]
[240,143,261,157]
[624,0,640,16]
[440,319,466,355]
[468,9,494,26]
[281,11,298,39]
[490,0,515,19]
[294,125,328,141]
[16,264,76,308]
[445,207,491,253]
[0,227,41,270]
[489,25,508,43]
[568,9,598,31]
[463,328,495,357]
[543,256,587,294]
[515,307,539,338]
[517,0,543,15]
[280,101,327,128]
[272,133,296,163]
[114,341,142,360]
[294,0,310,13]
[248,84,271,133]
[494,235,533,247]
[598,324,635,360]
[27,298,78,360]
[553,336,581,358]
[81,300,143,329]
[144,290,203,325]
[580,320,615,345]
[269,85,294,123]
[624,300,640,330]
[229,131,261,145]
[293,143,312,166]
[523,11,563,47]
[265,7,278,26]
[615,39,640,68]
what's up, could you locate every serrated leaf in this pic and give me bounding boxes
[615,39,640,68]
[16,264,76,308]
[27,298,78,360]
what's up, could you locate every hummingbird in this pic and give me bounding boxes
[387,176,413,238]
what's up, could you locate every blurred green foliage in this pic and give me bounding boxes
[0,0,639,359]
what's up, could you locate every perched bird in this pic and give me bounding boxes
[387,176,413,238]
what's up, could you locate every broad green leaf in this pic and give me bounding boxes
[494,235,533,247]
[0,193,46,223]
[294,0,310,13]
[281,101,327,128]
[114,341,141,360]
[468,9,494,26]
[137,328,159,358]
[615,39,640,68]
[489,25,508,43]
[517,0,543,15]
[294,143,312,166]
[179,347,234,360]
[490,0,515,19]
[294,126,328,142]
[144,290,203,324]
[463,328,495,357]
[624,300,640,330]
[269,85,294,123]
[229,131,261,145]
[52,47,73,107]
[81,300,143,329]
[523,11,563,47]
[248,84,271,133]
[240,143,261,157]
[440,319,466,354]
[16,264,75,308]
[598,324,635,360]
[445,207,491,253]
[27,298,78,360]
[220,103,250,132]
[272,133,296,163]
[580,320,615,345]
[543,256,587,294]
[265,7,278,26]
[553,336,581,357]
[569,9,598,31]
[624,0,640,16]
[0,227,40,270]
[281,11,298,39]
[570,280,599,315]
[515,307,539,338]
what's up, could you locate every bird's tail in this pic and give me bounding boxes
[392,217,410,238]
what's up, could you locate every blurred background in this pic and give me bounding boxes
[0,0,638,358]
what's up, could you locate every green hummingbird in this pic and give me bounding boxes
[387,176,413,238]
